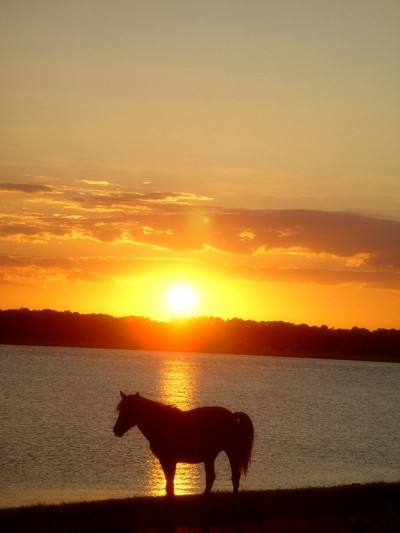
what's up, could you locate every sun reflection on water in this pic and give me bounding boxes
[157,356,196,409]
[147,355,203,496]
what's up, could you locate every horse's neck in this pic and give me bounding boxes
[136,397,173,444]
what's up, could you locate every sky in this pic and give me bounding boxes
[1,0,400,330]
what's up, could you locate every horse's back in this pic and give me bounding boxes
[184,405,235,428]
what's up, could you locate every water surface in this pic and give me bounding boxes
[1,345,399,507]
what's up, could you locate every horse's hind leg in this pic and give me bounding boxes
[201,458,216,509]
[227,451,240,509]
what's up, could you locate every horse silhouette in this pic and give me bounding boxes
[113,392,254,507]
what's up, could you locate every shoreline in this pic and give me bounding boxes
[1,482,400,532]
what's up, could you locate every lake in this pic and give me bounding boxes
[1,344,400,508]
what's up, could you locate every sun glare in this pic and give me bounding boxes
[165,284,198,314]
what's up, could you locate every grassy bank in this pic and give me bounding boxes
[1,483,400,532]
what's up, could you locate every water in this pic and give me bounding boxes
[1,345,400,508]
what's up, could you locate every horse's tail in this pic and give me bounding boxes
[234,412,254,475]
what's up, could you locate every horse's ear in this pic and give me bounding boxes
[136,392,140,397]
[120,391,127,399]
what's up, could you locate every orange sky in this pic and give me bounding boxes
[1,1,400,330]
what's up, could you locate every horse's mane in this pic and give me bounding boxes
[143,395,181,414]
[117,393,181,414]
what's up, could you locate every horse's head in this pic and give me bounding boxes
[113,391,140,437]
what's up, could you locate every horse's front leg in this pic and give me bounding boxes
[160,460,176,501]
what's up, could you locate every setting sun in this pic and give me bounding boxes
[165,284,198,315]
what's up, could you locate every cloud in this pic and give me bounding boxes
[2,199,400,263]
[0,183,53,194]
[0,255,178,286]
[1,180,399,291]
[1,252,400,292]
[218,209,400,269]
[65,190,214,211]
[224,263,400,289]
[80,180,110,186]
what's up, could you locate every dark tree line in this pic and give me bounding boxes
[1,308,400,362]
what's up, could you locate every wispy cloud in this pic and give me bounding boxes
[79,180,110,186]
[0,183,53,194]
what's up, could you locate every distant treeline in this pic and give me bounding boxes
[1,308,400,362]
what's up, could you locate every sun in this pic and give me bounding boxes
[165,283,198,314]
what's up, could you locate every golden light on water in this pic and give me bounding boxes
[157,356,196,409]
[147,356,203,496]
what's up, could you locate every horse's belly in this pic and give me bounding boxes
[176,447,222,463]
[176,452,207,464]
[174,431,225,462]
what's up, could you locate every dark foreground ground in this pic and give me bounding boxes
[1,483,400,532]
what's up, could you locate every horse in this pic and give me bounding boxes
[113,392,254,507]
